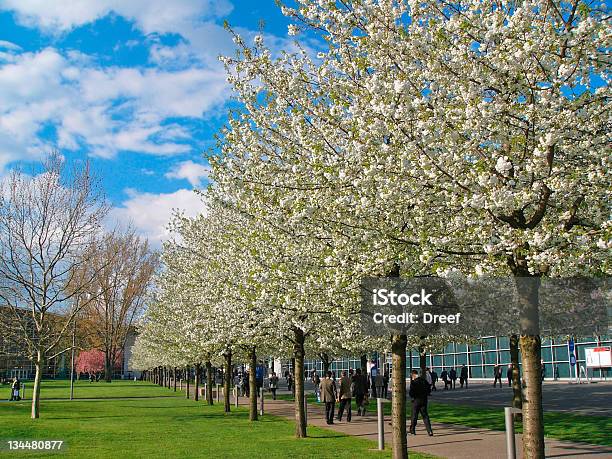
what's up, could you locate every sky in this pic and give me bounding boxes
[0,0,295,246]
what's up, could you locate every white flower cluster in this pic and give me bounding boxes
[132,0,610,386]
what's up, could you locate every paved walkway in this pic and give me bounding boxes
[237,397,612,459]
[428,380,612,417]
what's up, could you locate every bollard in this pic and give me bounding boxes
[505,407,519,459]
[216,384,220,403]
[259,388,264,416]
[377,397,384,450]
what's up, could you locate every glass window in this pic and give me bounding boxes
[470,352,482,365]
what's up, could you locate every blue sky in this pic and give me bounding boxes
[0,0,294,245]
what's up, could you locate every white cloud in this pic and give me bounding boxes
[109,188,205,247]
[165,160,210,187]
[0,0,233,35]
[0,47,230,166]
[0,40,21,51]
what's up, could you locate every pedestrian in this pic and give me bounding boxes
[460,364,469,388]
[409,370,433,436]
[313,372,321,402]
[374,371,385,398]
[541,360,546,382]
[507,364,513,387]
[383,369,389,398]
[424,367,432,389]
[440,369,449,390]
[287,372,293,392]
[269,372,279,400]
[351,368,367,416]
[320,371,337,425]
[430,370,438,391]
[449,368,457,389]
[336,371,352,422]
[10,377,21,401]
[493,364,503,387]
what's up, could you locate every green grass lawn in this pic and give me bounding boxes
[0,381,433,458]
[427,402,612,446]
[279,394,612,446]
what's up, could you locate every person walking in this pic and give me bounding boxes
[409,370,433,436]
[313,372,321,402]
[351,368,367,416]
[460,364,469,388]
[286,372,293,392]
[383,369,390,398]
[430,370,438,391]
[440,369,449,390]
[320,371,337,425]
[336,371,352,422]
[449,368,457,389]
[10,377,21,401]
[269,372,279,400]
[507,364,513,387]
[424,367,432,390]
[493,364,503,387]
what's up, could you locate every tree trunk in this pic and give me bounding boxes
[174,367,177,392]
[194,364,200,401]
[206,361,214,405]
[520,335,544,458]
[510,334,522,411]
[360,354,368,373]
[249,347,258,421]
[419,343,427,373]
[186,366,190,399]
[31,350,44,419]
[104,352,112,382]
[293,328,307,438]
[320,352,331,374]
[224,352,232,413]
[391,334,407,459]
[515,275,544,459]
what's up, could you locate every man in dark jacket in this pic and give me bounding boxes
[408,370,433,436]
[440,369,449,389]
[449,368,457,389]
[320,371,337,424]
[493,364,503,388]
[460,364,469,388]
[351,368,368,416]
[336,371,352,422]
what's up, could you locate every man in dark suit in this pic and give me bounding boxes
[336,371,352,422]
[460,364,469,388]
[409,370,433,436]
[351,368,368,416]
[319,371,337,424]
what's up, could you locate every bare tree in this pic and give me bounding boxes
[79,229,158,382]
[0,154,108,418]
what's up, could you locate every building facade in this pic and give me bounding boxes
[303,335,612,380]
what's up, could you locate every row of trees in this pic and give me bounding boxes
[0,155,158,418]
[132,1,609,458]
